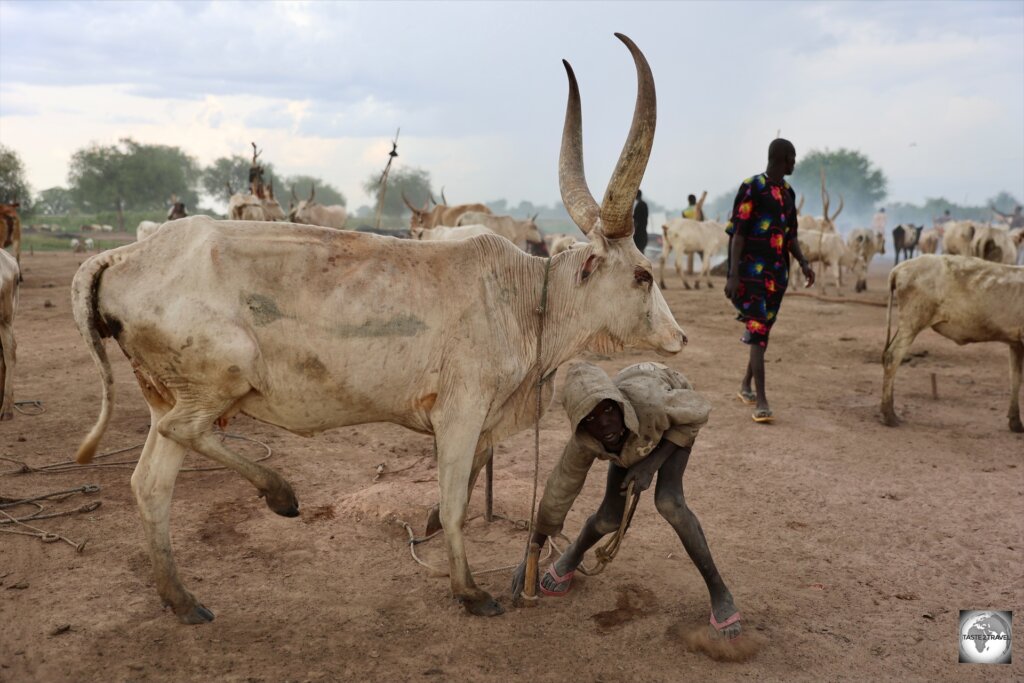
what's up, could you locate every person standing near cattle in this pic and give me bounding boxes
[724,138,814,423]
[872,206,887,234]
[511,361,744,643]
[633,189,649,254]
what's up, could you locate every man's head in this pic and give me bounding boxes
[636,190,643,201]
[879,207,885,213]
[767,138,796,176]
[687,194,696,205]
[944,209,951,216]
[1015,206,1022,215]
[581,399,627,449]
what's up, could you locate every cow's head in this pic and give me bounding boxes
[288,185,318,224]
[402,192,437,229]
[555,33,685,356]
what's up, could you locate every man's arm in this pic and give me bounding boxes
[788,237,815,287]
[621,437,677,494]
[724,232,745,300]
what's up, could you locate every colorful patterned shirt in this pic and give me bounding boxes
[725,174,798,261]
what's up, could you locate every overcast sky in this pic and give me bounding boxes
[1,0,1022,211]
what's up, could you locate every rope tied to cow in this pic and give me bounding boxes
[0,431,272,477]
[14,399,46,415]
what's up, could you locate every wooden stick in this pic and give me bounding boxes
[521,542,541,604]
[931,373,938,400]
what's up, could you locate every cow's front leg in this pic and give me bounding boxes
[1009,342,1023,433]
[435,412,503,616]
[424,444,492,537]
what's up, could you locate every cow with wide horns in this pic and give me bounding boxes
[402,191,491,230]
[70,33,681,622]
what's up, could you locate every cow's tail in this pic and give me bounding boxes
[70,252,118,464]
[883,265,899,357]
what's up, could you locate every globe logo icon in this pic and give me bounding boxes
[959,611,1012,664]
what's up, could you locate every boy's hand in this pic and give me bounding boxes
[622,459,658,494]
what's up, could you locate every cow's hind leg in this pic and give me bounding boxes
[132,404,213,623]
[1008,342,1023,433]
[0,322,13,421]
[881,324,921,426]
[158,392,298,517]
[434,410,502,616]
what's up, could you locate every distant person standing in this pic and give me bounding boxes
[934,209,953,230]
[724,138,814,423]
[633,189,649,254]
[872,207,887,233]
[682,194,699,219]
[991,204,1024,229]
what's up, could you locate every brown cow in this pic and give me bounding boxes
[0,202,22,281]
[402,193,491,229]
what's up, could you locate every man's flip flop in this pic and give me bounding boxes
[710,610,742,639]
[751,409,774,423]
[538,563,575,597]
[736,390,756,405]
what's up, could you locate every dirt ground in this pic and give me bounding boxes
[1,252,1021,683]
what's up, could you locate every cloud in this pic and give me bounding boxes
[0,0,1021,210]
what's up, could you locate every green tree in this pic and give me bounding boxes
[281,175,345,208]
[988,191,1021,214]
[363,167,434,217]
[790,148,887,222]
[0,144,32,211]
[67,138,200,229]
[35,186,75,215]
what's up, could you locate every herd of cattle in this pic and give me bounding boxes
[0,34,1020,627]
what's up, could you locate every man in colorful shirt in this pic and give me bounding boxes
[510,361,743,640]
[724,138,814,423]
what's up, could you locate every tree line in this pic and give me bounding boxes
[1,142,1019,232]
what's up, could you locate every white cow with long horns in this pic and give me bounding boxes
[70,34,683,623]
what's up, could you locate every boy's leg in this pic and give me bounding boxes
[749,343,769,413]
[654,445,741,638]
[542,463,628,592]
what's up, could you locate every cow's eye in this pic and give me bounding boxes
[634,267,653,286]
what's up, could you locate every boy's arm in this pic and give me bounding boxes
[622,438,677,493]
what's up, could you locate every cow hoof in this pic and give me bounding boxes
[881,412,901,427]
[177,603,215,624]
[683,283,691,291]
[261,482,300,517]
[0,411,12,422]
[694,281,701,290]
[659,281,667,290]
[1010,417,1023,433]
[461,595,504,617]
[424,505,442,537]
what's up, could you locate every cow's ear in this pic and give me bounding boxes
[579,253,604,283]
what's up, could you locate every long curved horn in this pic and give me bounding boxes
[429,193,438,206]
[831,193,844,222]
[558,59,601,235]
[820,168,830,220]
[598,33,657,239]
[440,187,448,205]
[402,191,418,212]
[291,186,298,201]
[796,194,805,215]
[308,185,315,202]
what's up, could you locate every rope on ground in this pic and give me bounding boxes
[548,480,641,577]
[788,289,888,307]
[0,431,272,476]
[0,484,101,552]
[13,400,46,415]
[396,514,553,578]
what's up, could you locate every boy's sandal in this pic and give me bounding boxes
[538,563,575,597]
[710,610,743,639]
[736,390,756,405]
